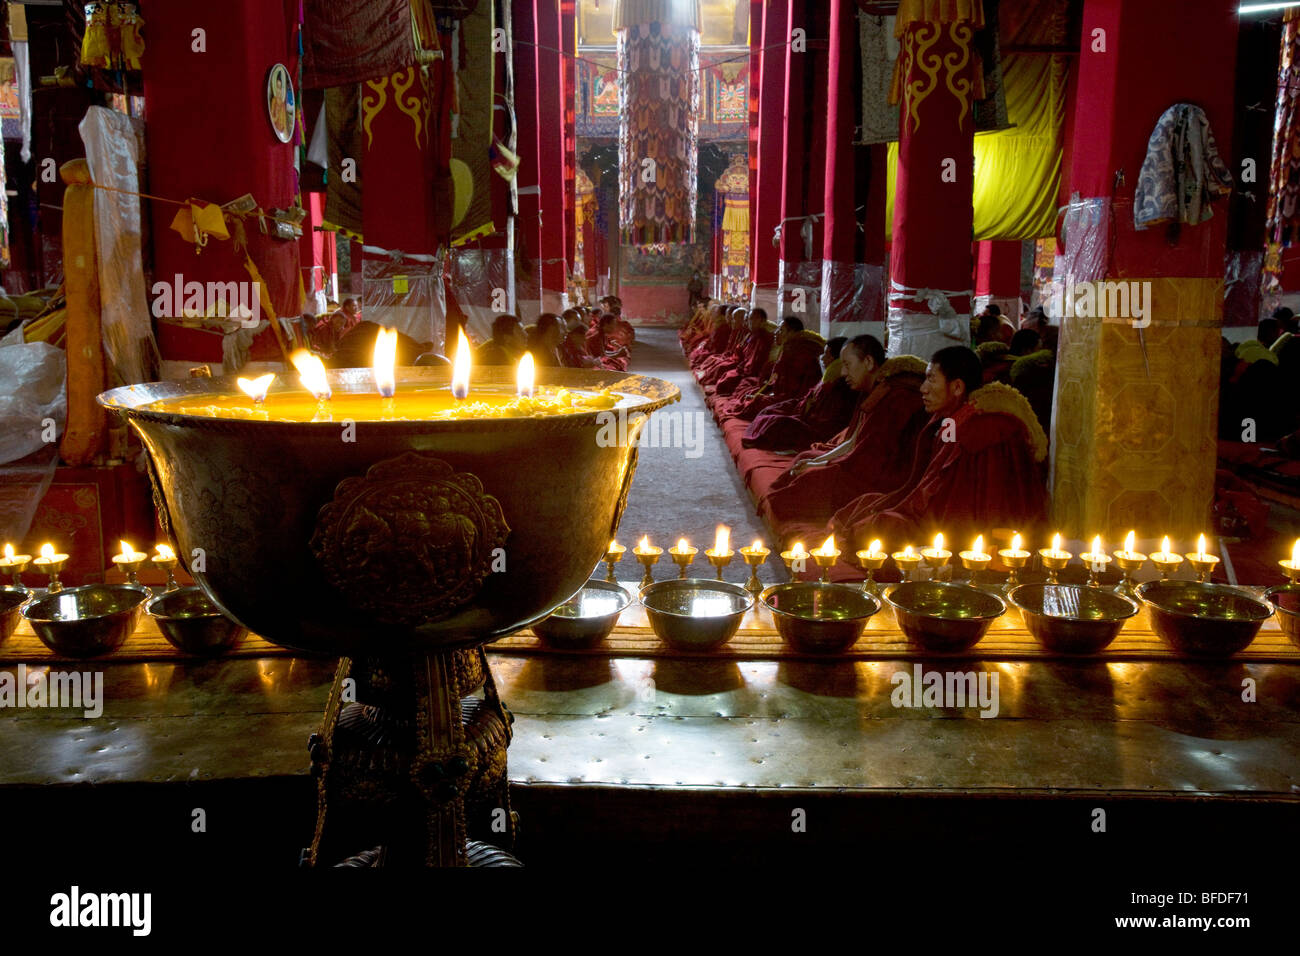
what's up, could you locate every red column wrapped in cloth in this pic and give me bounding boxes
[720,332,826,421]
[760,358,928,542]
[710,325,775,397]
[742,358,857,452]
[828,382,1050,553]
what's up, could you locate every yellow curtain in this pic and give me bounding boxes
[886,53,1066,241]
[721,196,749,233]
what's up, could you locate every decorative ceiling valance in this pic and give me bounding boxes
[613,0,702,31]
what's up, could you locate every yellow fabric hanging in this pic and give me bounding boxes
[81,5,111,68]
[886,53,1067,241]
[722,196,749,233]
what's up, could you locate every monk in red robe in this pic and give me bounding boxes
[759,340,928,537]
[680,301,718,350]
[828,345,1049,552]
[742,336,855,451]
[720,325,825,421]
[709,309,775,397]
[586,313,631,371]
[696,308,752,380]
[560,325,601,368]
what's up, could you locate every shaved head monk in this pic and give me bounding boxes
[760,336,929,539]
[827,345,1049,552]
[708,309,776,397]
[741,336,854,452]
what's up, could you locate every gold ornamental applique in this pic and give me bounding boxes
[310,453,510,626]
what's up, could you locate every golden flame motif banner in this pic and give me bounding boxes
[617,21,700,245]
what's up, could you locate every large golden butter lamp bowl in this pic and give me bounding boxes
[884,580,1006,653]
[1009,583,1139,655]
[761,582,880,654]
[1136,580,1272,657]
[1264,584,1300,648]
[99,367,678,657]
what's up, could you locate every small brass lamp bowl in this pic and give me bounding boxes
[1009,583,1138,655]
[884,580,1006,653]
[0,585,30,645]
[22,583,150,658]
[761,582,880,654]
[531,579,631,650]
[639,578,753,652]
[148,586,249,656]
[1136,581,1271,657]
[1263,583,1300,649]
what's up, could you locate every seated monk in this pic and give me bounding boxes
[680,301,715,348]
[560,325,601,368]
[742,336,855,451]
[690,306,742,367]
[476,314,526,365]
[709,310,775,397]
[525,313,563,367]
[827,345,1049,552]
[327,321,426,369]
[696,307,752,379]
[720,325,825,421]
[595,296,635,348]
[586,313,631,371]
[760,340,928,532]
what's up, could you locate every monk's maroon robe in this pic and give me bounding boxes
[741,374,856,452]
[711,328,775,397]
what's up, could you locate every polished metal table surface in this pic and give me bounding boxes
[1,653,1297,797]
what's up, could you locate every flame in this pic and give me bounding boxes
[752,539,764,551]
[119,540,134,559]
[868,539,882,556]
[1293,539,1300,567]
[373,327,398,398]
[290,350,331,401]
[639,536,651,551]
[932,533,945,553]
[1124,530,1136,555]
[1162,536,1172,557]
[452,327,472,400]
[39,543,54,560]
[791,541,808,558]
[676,537,690,552]
[3,544,12,561]
[814,534,836,555]
[517,351,535,398]
[155,544,176,560]
[610,539,618,551]
[1091,535,1102,557]
[1051,533,1061,553]
[236,373,275,403]
[972,535,984,555]
[904,545,915,558]
[1010,533,1022,553]
[714,525,731,554]
[1197,534,1207,559]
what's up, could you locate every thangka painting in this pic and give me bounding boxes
[589,55,621,117]
[710,64,747,124]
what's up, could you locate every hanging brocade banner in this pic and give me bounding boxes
[716,156,750,301]
[615,0,702,245]
[1265,9,1300,297]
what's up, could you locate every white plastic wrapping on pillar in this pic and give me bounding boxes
[449,247,512,343]
[1046,197,1111,320]
[79,106,157,384]
[361,254,447,353]
[886,281,971,358]
[779,258,822,323]
[820,259,886,328]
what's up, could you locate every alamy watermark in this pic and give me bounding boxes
[890,663,1000,718]
[1047,278,1152,328]
[151,274,262,328]
[0,664,103,718]
[596,408,707,459]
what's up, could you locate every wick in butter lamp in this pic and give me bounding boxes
[810,535,840,583]
[921,533,951,581]
[739,539,770,594]
[0,544,31,589]
[1038,534,1072,585]
[959,536,992,586]
[1080,536,1112,588]
[1150,537,1183,580]
[1112,531,1147,598]
[603,539,626,583]
[98,333,679,868]
[856,540,887,597]
[668,537,697,579]
[997,534,1031,595]
[32,543,68,592]
[1185,534,1219,583]
[634,536,664,587]
[892,545,922,582]
[705,525,735,580]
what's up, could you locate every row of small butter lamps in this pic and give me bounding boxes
[603,529,1293,595]
[1,541,181,592]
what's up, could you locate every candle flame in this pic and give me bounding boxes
[610,539,618,551]
[39,543,54,560]
[1091,535,1102,556]
[373,327,399,398]
[904,545,915,558]
[791,542,807,558]
[1051,533,1061,553]
[1162,536,1172,557]
[517,351,535,398]
[639,536,650,551]
[752,539,763,551]
[119,540,134,558]
[236,373,275,403]
[868,539,882,555]
[3,544,12,561]
[1292,539,1300,567]
[676,538,689,552]
[932,533,944,552]
[972,535,984,555]
[290,350,332,401]
[1011,533,1022,552]
[817,534,836,554]
[156,544,175,560]
[1197,534,1207,559]
[714,525,731,553]
[452,327,472,400]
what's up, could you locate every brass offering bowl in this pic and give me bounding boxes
[148,586,249,656]
[639,578,753,651]
[1009,583,1138,655]
[884,580,1006,653]
[760,582,880,654]
[22,583,150,658]
[1136,580,1271,657]
[1264,583,1300,649]
[0,585,29,645]
[99,367,678,657]
[531,579,631,650]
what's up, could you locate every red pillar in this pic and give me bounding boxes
[778,0,824,322]
[886,7,982,358]
[534,0,568,312]
[513,0,542,311]
[562,1,577,281]
[975,240,1023,317]
[750,0,788,317]
[747,0,763,282]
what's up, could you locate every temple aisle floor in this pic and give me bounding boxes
[615,327,784,585]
